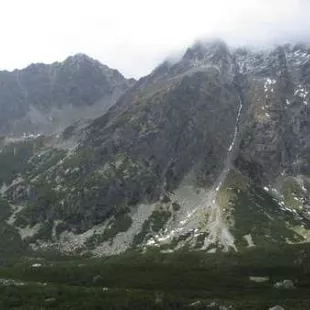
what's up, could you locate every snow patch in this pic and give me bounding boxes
[294,85,309,105]
[264,78,276,94]
[243,234,255,247]
[228,99,243,152]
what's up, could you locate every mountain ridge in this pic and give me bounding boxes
[0,40,310,256]
[0,53,135,136]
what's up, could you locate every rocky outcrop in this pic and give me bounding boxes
[235,44,310,185]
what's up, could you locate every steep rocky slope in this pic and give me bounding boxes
[0,54,134,135]
[1,40,310,256]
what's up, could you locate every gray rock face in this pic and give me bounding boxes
[235,44,310,185]
[0,54,134,135]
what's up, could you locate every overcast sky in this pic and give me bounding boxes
[0,0,310,78]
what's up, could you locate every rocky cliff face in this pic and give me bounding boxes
[0,54,134,135]
[1,40,310,256]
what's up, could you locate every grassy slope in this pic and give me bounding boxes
[1,245,310,309]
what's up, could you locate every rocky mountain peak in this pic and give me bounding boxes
[63,53,112,74]
[0,54,135,136]
[183,39,230,62]
[67,53,94,62]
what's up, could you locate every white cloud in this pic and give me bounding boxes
[0,0,309,78]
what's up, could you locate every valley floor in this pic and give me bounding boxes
[1,244,310,309]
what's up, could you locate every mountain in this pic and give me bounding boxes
[0,54,135,135]
[1,40,310,256]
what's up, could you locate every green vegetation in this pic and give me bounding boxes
[61,149,94,170]
[1,245,310,308]
[283,177,305,210]
[217,169,248,211]
[86,210,133,248]
[0,198,28,256]
[133,210,171,247]
[0,140,36,185]
[62,124,76,140]
[27,221,53,243]
[0,223,27,256]
[231,184,304,248]
[172,202,181,211]
[26,149,66,179]
[15,183,62,228]
[0,198,11,221]
[149,210,171,233]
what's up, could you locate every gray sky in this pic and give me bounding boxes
[0,0,310,78]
